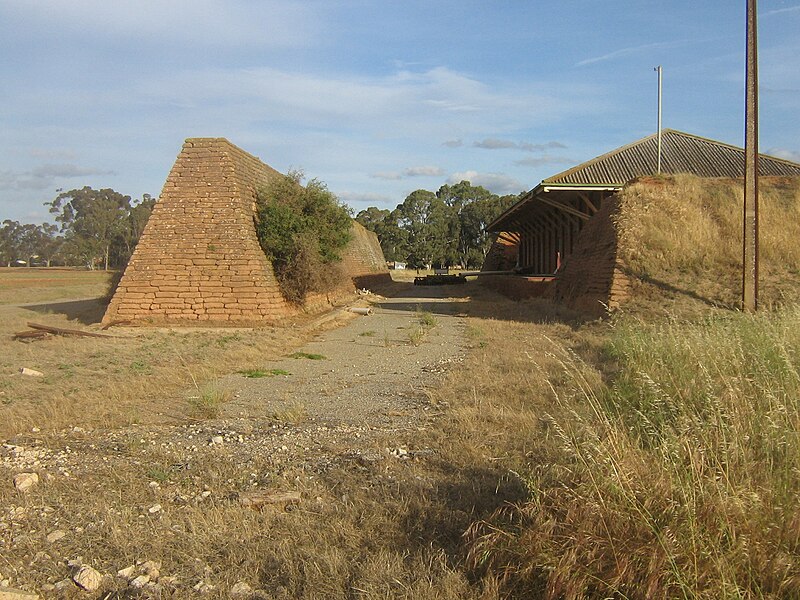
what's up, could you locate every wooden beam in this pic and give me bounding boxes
[535,194,591,221]
[578,192,598,214]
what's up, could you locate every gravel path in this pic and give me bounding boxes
[2,284,471,483]
[225,284,467,430]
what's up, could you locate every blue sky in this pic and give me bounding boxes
[1,1,799,223]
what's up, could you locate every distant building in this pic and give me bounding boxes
[481,129,800,310]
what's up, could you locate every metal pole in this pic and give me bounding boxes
[744,0,759,312]
[654,65,663,174]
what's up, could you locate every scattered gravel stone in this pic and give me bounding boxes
[72,565,103,592]
[193,580,214,594]
[12,473,38,492]
[148,504,162,514]
[45,529,66,544]
[130,574,150,589]
[141,560,161,580]
[211,436,224,445]
[117,566,135,579]
[230,581,253,597]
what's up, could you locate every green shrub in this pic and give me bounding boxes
[255,172,352,304]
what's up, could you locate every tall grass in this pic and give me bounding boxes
[467,307,800,599]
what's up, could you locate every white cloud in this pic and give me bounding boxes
[764,5,800,16]
[765,147,800,163]
[1,1,320,49]
[370,165,444,180]
[442,139,463,148]
[135,66,600,140]
[337,190,394,207]
[403,166,444,177]
[0,164,114,191]
[448,171,524,195]
[576,40,689,67]
[473,138,517,150]
[474,138,567,151]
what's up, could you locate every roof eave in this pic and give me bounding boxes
[541,183,622,192]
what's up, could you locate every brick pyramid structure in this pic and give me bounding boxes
[103,138,389,325]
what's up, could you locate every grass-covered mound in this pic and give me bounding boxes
[615,174,800,312]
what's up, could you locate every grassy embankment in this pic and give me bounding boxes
[447,175,800,598]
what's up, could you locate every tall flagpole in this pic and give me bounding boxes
[654,65,663,174]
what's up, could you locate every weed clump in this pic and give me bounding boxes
[288,352,326,360]
[408,310,438,346]
[238,368,291,378]
[187,383,232,419]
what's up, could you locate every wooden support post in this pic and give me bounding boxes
[743,0,759,312]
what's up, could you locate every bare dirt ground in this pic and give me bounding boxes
[1,280,486,599]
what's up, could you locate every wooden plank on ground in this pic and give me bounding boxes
[26,322,118,339]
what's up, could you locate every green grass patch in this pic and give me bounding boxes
[417,311,437,328]
[288,352,326,360]
[238,368,291,378]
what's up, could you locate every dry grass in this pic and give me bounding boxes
[616,175,800,311]
[0,268,493,598]
[4,247,800,598]
[0,267,111,305]
[0,269,306,438]
[455,306,800,599]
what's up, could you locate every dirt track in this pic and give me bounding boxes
[0,283,475,597]
[226,284,467,428]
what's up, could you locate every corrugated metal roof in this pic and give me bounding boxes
[487,130,800,233]
[544,129,800,184]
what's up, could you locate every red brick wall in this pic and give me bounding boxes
[341,222,393,289]
[552,195,629,316]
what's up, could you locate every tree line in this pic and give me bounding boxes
[0,187,154,269]
[356,181,519,269]
[2,179,518,273]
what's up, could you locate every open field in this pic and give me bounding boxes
[0,268,311,439]
[1,264,799,598]
[0,268,112,305]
